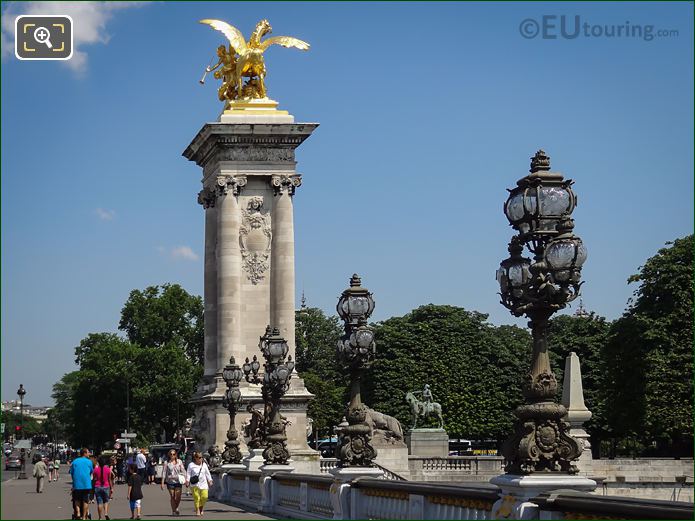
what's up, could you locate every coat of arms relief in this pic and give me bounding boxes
[240,196,271,284]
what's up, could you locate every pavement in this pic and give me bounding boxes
[1,464,273,520]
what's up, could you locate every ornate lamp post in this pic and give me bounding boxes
[496,150,587,475]
[17,384,27,479]
[221,356,244,465]
[16,384,26,440]
[243,326,294,466]
[335,274,377,467]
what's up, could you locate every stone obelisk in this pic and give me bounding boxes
[183,99,319,473]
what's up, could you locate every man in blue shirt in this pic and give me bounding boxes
[70,448,94,520]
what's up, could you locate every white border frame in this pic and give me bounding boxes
[15,14,74,61]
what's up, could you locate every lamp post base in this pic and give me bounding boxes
[490,473,596,519]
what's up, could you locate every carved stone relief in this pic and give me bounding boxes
[239,196,271,284]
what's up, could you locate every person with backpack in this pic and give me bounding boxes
[185,452,212,517]
[93,455,114,520]
[161,449,186,516]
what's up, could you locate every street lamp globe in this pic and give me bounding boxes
[222,356,244,386]
[497,237,532,301]
[544,217,588,284]
[337,274,375,325]
[504,150,577,237]
[17,384,26,399]
[354,327,375,352]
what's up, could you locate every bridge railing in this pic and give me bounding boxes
[530,490,694,520]
[211,468,695,520]
[350,478,498,520]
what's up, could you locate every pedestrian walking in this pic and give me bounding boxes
[54,456,61,481]
[185,451,213,517]
[94,455,114,520]
[48,458,55,482]
[161,449,186,516]
[135,448,147,484]
[69,448,94,521]
[146,453,156,484]
[127,463,144,520]
[89,455,99,507]
[33,457,48,493]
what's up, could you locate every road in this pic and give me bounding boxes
[1,462,273,520]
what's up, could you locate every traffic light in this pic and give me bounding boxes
[15,425,21,433]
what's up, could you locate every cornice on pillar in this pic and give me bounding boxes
[182,123,319,169]
[271,174,302,196]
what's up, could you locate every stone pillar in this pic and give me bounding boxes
[184,115,320,473]
[198,189,218,380]
[215,175,245,374]
[561,351,593,476]
[270,175,300,358]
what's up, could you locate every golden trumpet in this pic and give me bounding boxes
[199,66,212,85]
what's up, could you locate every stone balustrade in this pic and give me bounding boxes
[209,467,693,519]
[532,490,694,520]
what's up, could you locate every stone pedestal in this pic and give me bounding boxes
[329,467,384,520]
[561,352,593,476]
[242,448,265,472]
[183,105,320,473]
[490,474,596,519]
[406,428,449,457]
[374,445,409,476]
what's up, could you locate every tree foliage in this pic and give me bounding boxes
[119,284,204,365]
[1,411,43,438]
[51,284,203,450]
[295,307,347,438]
[546,313,611,453]
[603,235,693,454]
[365,305,531,440]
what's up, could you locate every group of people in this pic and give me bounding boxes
[66,447,213,520]
[31,455,61,492]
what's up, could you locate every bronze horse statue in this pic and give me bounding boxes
[405,391,444,429]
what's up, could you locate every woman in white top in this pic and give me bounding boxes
[160,449,186,516]
[185,452,213,517]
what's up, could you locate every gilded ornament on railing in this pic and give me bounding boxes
[199,18,310,107]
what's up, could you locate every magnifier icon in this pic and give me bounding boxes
[33,26,52,49]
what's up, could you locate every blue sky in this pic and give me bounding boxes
[2,1,693,405]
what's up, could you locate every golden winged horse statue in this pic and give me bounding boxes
[199,19,309,104]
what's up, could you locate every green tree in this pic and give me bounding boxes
[119,284,204,365]
[1,411,42,439]
[365,305,531,441]
[51,284,204,450]
[295,307,347,440]
[546,313,611,456]
[46,371,81,447]
[604,235,693,455]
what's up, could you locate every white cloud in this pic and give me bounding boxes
[170,246,199,261]
[1,1,145,72]
[95,207,115,220]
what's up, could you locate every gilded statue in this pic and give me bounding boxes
[199,19,310,105]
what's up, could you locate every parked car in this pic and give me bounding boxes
[5,453,22,470]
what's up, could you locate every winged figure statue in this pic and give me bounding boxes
[199,19,309,105]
